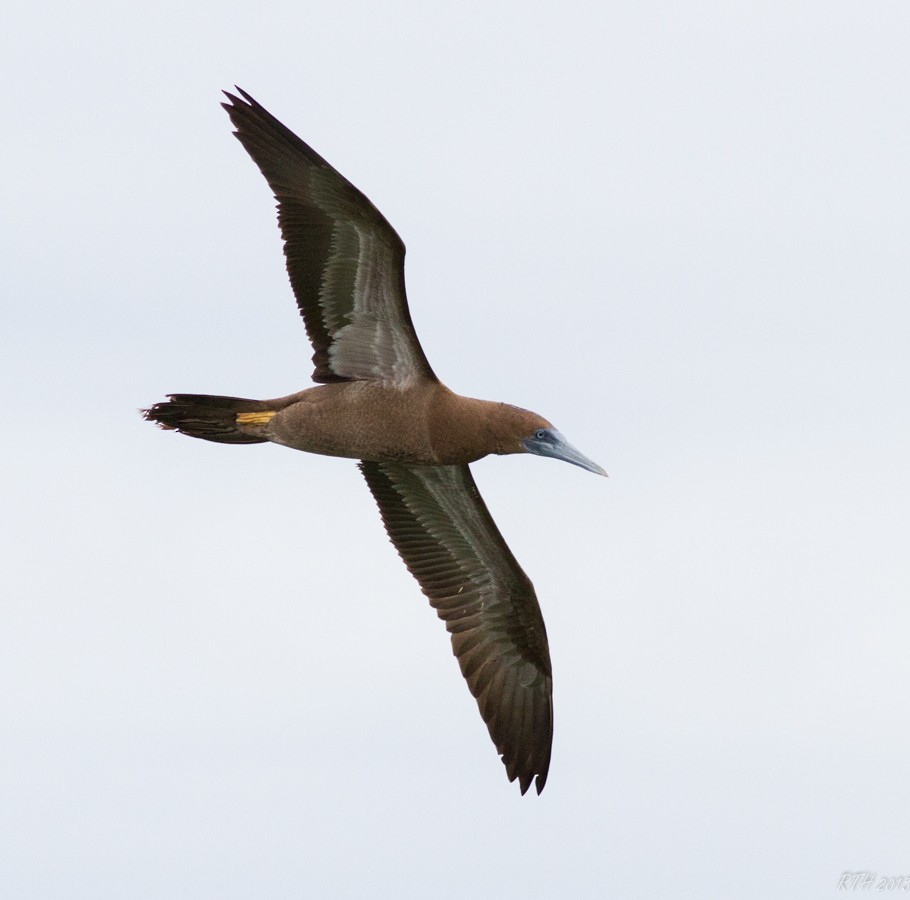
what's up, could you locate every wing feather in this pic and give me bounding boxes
[360,461,553,794]
[222,89,437,386]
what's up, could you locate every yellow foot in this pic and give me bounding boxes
[236,411,276,427]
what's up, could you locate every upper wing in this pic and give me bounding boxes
[360,461,553,794]
[222,88,437,387]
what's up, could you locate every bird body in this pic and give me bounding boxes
[144,89,605,794]
[157,382,553,465]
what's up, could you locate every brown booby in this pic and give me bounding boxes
[144,89,606,794]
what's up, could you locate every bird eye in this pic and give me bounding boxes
[535,429,547,440]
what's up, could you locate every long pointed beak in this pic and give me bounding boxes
[522,431,608,477]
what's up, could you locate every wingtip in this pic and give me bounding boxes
[514,767,547,795]
[221,88,257,137]
[222,85,255,107]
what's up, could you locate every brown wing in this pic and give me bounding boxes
[222,88,437,387]
[360,461,553,794]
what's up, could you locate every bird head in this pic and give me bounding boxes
[492,403,606,476]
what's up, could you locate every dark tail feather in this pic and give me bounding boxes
[142,394,270,444]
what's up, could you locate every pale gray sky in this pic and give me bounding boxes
[2,2,909,898]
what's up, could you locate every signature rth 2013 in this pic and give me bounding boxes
[838,873,910,892]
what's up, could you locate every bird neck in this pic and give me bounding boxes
[429,390,535,464]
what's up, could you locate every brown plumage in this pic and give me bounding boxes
[143,88,606,795]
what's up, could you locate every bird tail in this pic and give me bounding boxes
[142,394,275,444]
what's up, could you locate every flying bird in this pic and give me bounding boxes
[144,88,606,794]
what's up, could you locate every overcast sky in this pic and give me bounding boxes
[3,2,909,898]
